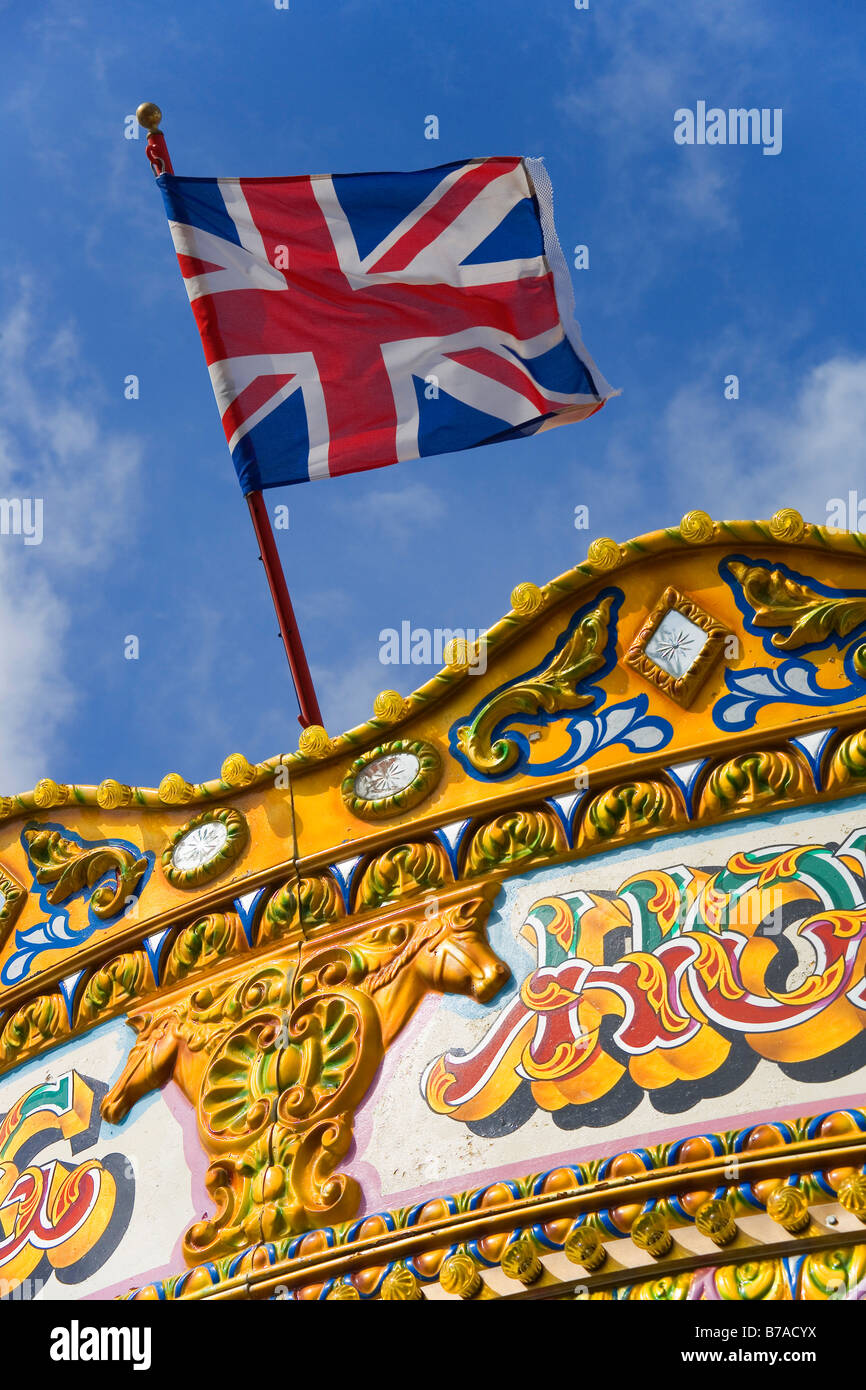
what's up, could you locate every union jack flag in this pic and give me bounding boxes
[158,157,613,491]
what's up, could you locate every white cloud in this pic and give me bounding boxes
[560,0,777,248]
[331,479,446,550]
[0,285,143,791]
[659,354,866,522]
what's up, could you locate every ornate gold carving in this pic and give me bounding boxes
[766,1185,810,1234]
[0,864,26,945]
[342,740,443,822]
[3,516,866,834]
[443,637,472,670]
[631,1211,672,1258]
[355,840,451,910]
[158,773,196,805]
[162,914,248,985]
[695,1198,737,1247]
[96,779,133,810]
[624,585,729,708]
[326,1279,360,1300]
[221,754,257,788]
[257,874,343,945]
[824,727,866,791]
[579,779,684,846]
[697,748,812,819]
[769,507,806,542]
[381,1263,423,1300]
[565,1225,606,1271]
[298,725,330,757]
[0,995,68,1066]
[101,886,508,1263]
[373,690,407,722]
[679,510,714,543]
[456,596,613,775]
[501,1236,543,1285]
[161,807,249,889]
[837,1173,866,1221]
[728,560,866,650]
[24,828,148,920]
[510,581,544,616]
[585,537,621,572]
[76,951,153,1025]
[463,807,566,875]
[33,778,70,809]
[440,1249,483,1298]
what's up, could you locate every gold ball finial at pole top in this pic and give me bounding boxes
[136,103,163,132]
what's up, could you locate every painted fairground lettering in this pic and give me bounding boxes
[674,103,783,156]
[0,497,43,546]
[0,1071,134,1298]
[50,1321,151,1370]
[425,833,866,1125]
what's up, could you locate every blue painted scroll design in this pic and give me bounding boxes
[2,824,154,986]
[714,556,866,732]
[449,588,673,780]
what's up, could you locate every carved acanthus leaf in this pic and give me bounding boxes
[456,596,614,775]
[728,561,866,651]
[24,828,148,920]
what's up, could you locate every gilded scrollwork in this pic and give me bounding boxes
[579,778,685,846]
[0,994,68,1066]
[256,873,344,945]
[354,840,451,911]
[76,951,153,1025]
[455,596,614,775]
[728,560,866,651]
[24,827,148,921]
[0,864,26,946]
[162,913,248,985]
[462,807,566,875]
[696,747,813,819]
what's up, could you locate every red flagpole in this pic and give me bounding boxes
[136,103,323,730]
[245,490,323,728]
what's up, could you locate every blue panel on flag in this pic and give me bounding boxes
[507,337,595,397]
[159,176,242,247]
[332,164,466,263]
[414,377,517,457]
[233,389,311,492]
[460,197,544,264]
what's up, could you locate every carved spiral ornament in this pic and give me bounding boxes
[679,509,714,543]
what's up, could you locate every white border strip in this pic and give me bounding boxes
[523,156,618,403]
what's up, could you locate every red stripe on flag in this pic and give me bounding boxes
[443,346,560,416]
[177,254,226,278]
[222,373,296,447]
[367,158,522,274]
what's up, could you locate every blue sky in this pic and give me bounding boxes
[1,0,864,793]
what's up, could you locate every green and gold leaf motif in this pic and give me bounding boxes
[456,596,614,775]
[25,828,148,920]
[728,561,866,651]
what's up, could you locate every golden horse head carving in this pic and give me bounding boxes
[100,883,509,1258]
